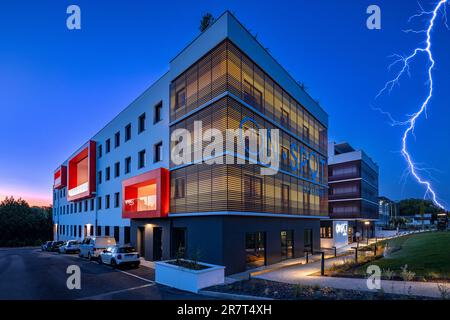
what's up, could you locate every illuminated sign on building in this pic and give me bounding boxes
[239,117,327,183]
[335,222,348,237]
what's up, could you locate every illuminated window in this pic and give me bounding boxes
[244,175,262,202]
[320,226,333,239]
[281,109,289,129]
[175,177,185,199]
[124,183,157,212]
[281,184,290,210]
[175,89,186,111]
[303,125,309,143]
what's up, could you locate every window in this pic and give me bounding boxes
[106,167,111,181]
[125,123,131,141]
[281,146,290,170]
[138,149,146,169]
[97,197,102,210]
[320,226,333,239]
[98,144,102,158]
[244,175,262,202]
[105,195,110,209]
[138,113,146,133]
[90,198,94,211]
[246,232,266,269]
[154,101,163,123]
[98,170,102,184]
[106,139,111,153]
[114,192,120,208]
[114,131,120,148]
[281,184,290,210]
[114,226,120,242]
[105,226,110,236]
[97,226,102,236]
[74,203,77,213]
[84,200,88,212]
[303,125,309,143]
[281,109,290,129]
[114,162,120,178]
[281,230,294,260]
[78,202,82,212]
[175,89,186,111]
[154,141,163,162]
[174,177,186,199]
[125,156,131,174]
[124,226,130,244]
[243,80,262,108]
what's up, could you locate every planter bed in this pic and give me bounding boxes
[206,279,432,300]
[155,259,225,293]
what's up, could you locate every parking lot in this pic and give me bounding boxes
[0,247,210,300]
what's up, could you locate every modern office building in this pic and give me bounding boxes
[52,11,329,275]
[377,196,398,228]
[320,142,379,249]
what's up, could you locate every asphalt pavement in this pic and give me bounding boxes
[0,247,211,300]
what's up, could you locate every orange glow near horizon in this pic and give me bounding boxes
[0,193,52,207]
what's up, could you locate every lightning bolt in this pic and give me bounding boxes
[377,0,448,210]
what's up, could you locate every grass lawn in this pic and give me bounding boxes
[358,231,450,279]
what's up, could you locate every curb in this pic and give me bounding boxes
[198,290,273,300]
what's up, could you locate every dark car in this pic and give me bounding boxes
[49,241,65,252]
[41,241,52,251]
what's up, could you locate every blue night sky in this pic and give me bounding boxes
[0,0,449,207]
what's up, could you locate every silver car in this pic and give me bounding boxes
[58,240,81,254]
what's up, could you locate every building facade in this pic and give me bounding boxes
[320,142,379,249]
[52,12,329,275]
[377,196,398,228]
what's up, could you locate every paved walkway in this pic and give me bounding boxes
[252,232,448,298]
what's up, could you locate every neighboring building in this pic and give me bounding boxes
[407,213,434,227]
[52,11,329,275]
[320,142,379,249]
[377,196,398,228]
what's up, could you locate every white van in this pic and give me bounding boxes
[79,236,116,260]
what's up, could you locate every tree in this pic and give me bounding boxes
[199,13,215,32]
[0,197,53,247]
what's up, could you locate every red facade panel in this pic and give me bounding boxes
[53,165,67,189]
[122,168,169,219]
[67,140,96,201]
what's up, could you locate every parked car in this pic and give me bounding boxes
[41,241,52,251]
[48,241,65,252]
[99,246,140,268]
[58,240,81,254]
[79,236,116,260]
